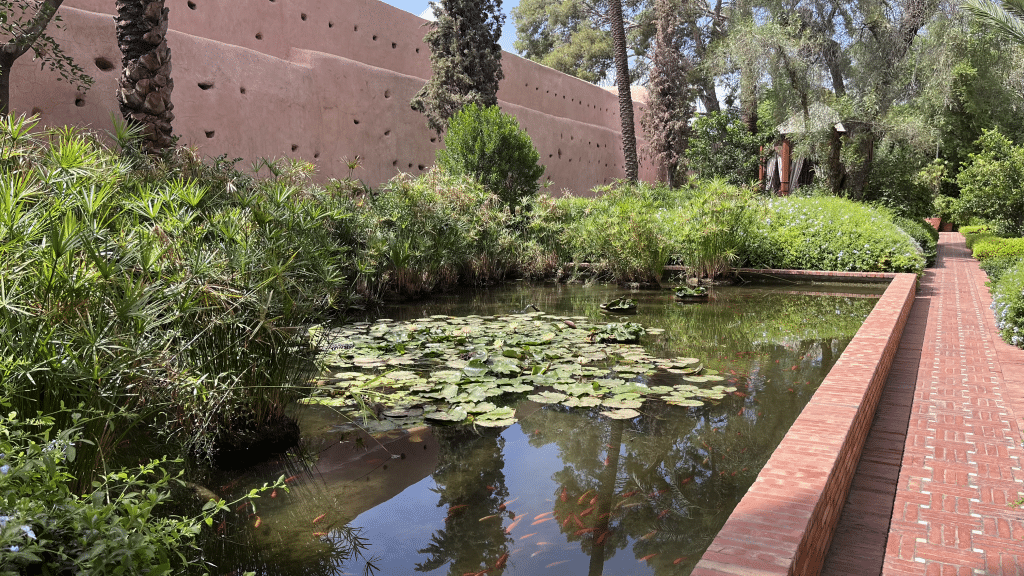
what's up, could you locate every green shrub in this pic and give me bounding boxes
[743,197,926,274]
[992,259,1024,348]
[972,237,1024,261]
[980,255,1024,284]
[436,103,545,213]
[864,141,935,219]
[893,216,939,267]
[954,129,1024,236]
[683,110,764,186]
[0,414,205,575]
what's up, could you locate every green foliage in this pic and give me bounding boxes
[933,194,957,222]
[972,237,1024,260]
[0,413,204,575]
[411,0,505,134]
[992,259,1024,348]
[863,141,936,219]
[980,255,1024,283]
[684,111,764,186]
[436,104,545,212]
[548,179,755,283]
[954,130,1024,236]
[743,197,926,274]
[893,215,939,266]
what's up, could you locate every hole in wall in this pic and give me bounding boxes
[408,163,413,168]
[205,130,215,138]
[384,89,391,98]
[187,0,195,9]
[328,21,334,28]
[198,81,214,90]
[314,152,320,158]
[255,32,263,39]
[418,164,425,170]
[430,137,436,143]
[30,107,42,115]
[548,154,553,158]
[291,144,298,151]
[415,48,420,53]
[354,24,358,31]
[392,42,397,48]
[74,97,85,107]
[240,87,246,94]
[557,148,561,159]
[300,13,307,20]
[372,35,378,40]
[94,57,114,71]
[393,160,398,166]
[384,130,391,136]
[353,119,360,125]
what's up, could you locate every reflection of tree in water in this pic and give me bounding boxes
[520,330,855,575]
[416,426,512,576]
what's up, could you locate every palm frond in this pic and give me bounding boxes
[962,0,1024,47]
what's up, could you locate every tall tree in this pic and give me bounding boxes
[412,0,505,135]
[1,0,92,115]
[609,0,639,181]
[962,0,1024,45]
[115,0,174,152]
[641,0,694,186]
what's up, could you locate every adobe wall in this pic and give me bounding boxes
[9,0,655,194]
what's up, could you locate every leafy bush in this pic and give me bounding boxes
[548,180,755,283]
[683,110,764,186]
[954,129,1024,236]
[972,237,1024,261]
[743,197,926,274]
[893,216,939,267]
[0,414,205,575]
[992,259,1024,348]
[436,103,546,213]
[980,255,1024,284]
[864,141,935,219]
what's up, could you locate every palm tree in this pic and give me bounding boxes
[609,0,639,182]
[115,0,174,152]
[962,0,1024,45]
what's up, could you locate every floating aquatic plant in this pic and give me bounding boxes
[303,312,734,426]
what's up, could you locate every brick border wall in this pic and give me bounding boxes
[692,271,918,576]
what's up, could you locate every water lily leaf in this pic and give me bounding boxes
[684,375,709,383]
[527,391,568,404]
[463,402,497,414]
[603,398,643,409]
[601,408,640,420]
[463,359,489,377]
[437,384,460,400]
[666,398,704,407]
[383,407,424,418]
[500,383,533,393]
[425,406,469,422]
[475,418,517,428]
[387,371,419,381]
[649,386,675,394]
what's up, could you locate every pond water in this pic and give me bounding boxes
[199,281,884,576]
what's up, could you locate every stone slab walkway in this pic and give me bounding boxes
[823,233,1024,575]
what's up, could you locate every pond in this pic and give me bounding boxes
[198,281,884,576]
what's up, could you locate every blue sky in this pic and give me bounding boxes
[380,0,522,54]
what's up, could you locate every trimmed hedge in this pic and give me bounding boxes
[972,237,1024,261]
[743,197,926,274]
[992,259,1024,349]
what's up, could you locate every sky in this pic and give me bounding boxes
[379,0,523,54]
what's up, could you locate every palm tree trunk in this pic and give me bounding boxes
[609,0,638,182]
[116,0,174,152]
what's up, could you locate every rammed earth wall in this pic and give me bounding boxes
[10,0,654,193]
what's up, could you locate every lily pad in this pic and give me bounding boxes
[527,391,568,404]
[425,406,469,422]
[601,408,641,420]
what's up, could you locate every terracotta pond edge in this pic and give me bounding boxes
[691,269,918,576]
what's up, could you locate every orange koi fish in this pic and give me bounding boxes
[480,514,500,522]
[234,502,249,512]
[657,509,670,519]
[531,517,553,526]
[313,513,327,524]
[270,489,278,498]
[589,495,598,505]
[673,557,686,565]
[253,516,262,528]
[284,475,298,483]
[579,506,595,518]
[560,487,568,502]
[494,553,509,569]
[576,490,592,505]
[545,561,569,568]
[520,532,537,540]
[533,512,553,521]
[639,553,657,562]
[505,518,522,533]
[562,514,573,527]
[312,532,328,537]
[575,527,596,536]
[573,515,584,528]
[639,530,658,541]
[595,530,610,545]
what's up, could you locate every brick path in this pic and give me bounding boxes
[825,233,1024,575]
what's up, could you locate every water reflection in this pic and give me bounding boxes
[198,282,881,575]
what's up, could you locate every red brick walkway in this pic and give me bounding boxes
[881,233,1024,575]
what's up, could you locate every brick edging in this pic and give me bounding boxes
[692,272,918,576]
